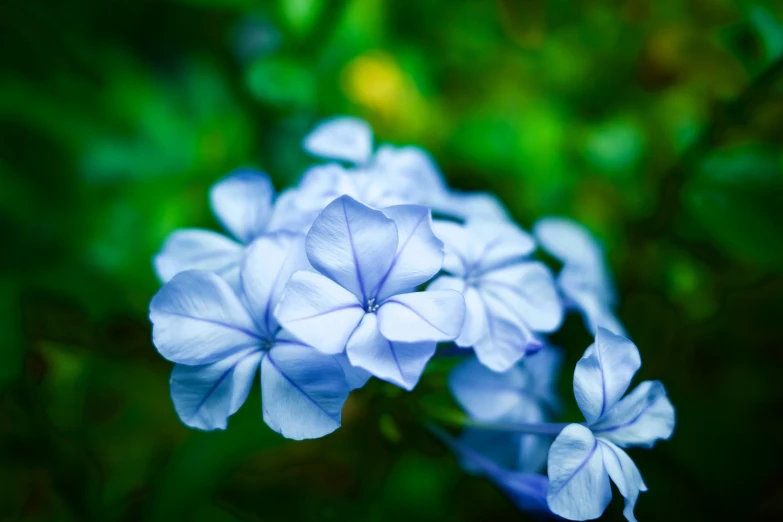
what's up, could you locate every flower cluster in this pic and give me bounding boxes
[149,116,675,520]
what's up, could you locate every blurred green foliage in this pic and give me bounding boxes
[1,0,782,520]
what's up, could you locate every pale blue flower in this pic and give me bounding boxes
[546,328,675,521]
[449,347,564,474]
[150,232,354,440]
[302,116,511,221]
[533,217,624,335]
[429,220,563,372]
[303,116,374,165]
[275,195,466,390]
[154,168,293,289]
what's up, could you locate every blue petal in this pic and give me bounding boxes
[345,313,435,390]
[335,353,372,390]
[377,290,465,343]
[559,267,626,336]
[547,424,612,521]
[261,342,350,440]
[374,205,444,301]
[574,328,641,425]
[154,228,244,288]
[599,440,647,522]
[533,217,616,305]
[274,271,365,354]
[591,380,675,448]
[472,291,542,373]
[372,145,447,203]
[479,262,564,333]
[170,347,262,430]
[209,169,275,243]
[432,221,473,276]
[306,196,398,303]
[240,233,309,336]
[434,221,535,277]
[303,116,373,164]
[433,191,510,223]
[429,277,485,347]
[449,356,540,422]
[466,221,536,274]
[150,271,261,365]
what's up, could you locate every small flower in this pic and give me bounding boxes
[429,220,563,372]
[449,347,564,474]
[302,116,511,221]
[546,328,675,521]
[150,232,354,440]
[154,168,292,289]
[275,195,465,390]
[533,217,624,335]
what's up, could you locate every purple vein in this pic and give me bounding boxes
[374,212,427,297]
[290,303,362,322]
[593,399,654,434]
[384,338,404,384]
[549,439,599,496]
[160,311,261,339]
[384,299,450,336]
[262,261,288,335]
[265,351,339,420]
[596,342,608,419]
[342,199,367,303]
[185,349,262,418]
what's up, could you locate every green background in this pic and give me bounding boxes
[2,0,782,520]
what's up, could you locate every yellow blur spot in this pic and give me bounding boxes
[341,51,430,136]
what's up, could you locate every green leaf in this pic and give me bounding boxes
[685,145,783,269]
[245,57,317,108]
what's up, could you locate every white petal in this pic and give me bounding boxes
[306,196,398,303]
[479,262,564,333]
[150,271,261,365]
[274,271,364,354]
[591,380,676,448]
[377,290,465,343]
[303,116,373,164]
[261,343,350,440]
[154,228,244,288]
[170,347,261,430]
[471,291,543,372]
[375,205,444,300]
[599,440,647,522]
[209,169,274,243]
[429,277,486,347]
[574,328,641,424]
[547,424,612,521]
[241,233,309,336]
[346,313,435,390]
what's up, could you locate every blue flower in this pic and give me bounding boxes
[449,347,564,474]
[302,116,510,221]
[149,232,355,440]
[546,328,675,521]
[275,195,466,390]
[429,220,563,372]
[533,217,624,335]
[154,168,295,289]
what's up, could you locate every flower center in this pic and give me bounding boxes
[261,338,276,351]
[366,298,379,313]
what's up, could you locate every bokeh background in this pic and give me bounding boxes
[2,0,783,520]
